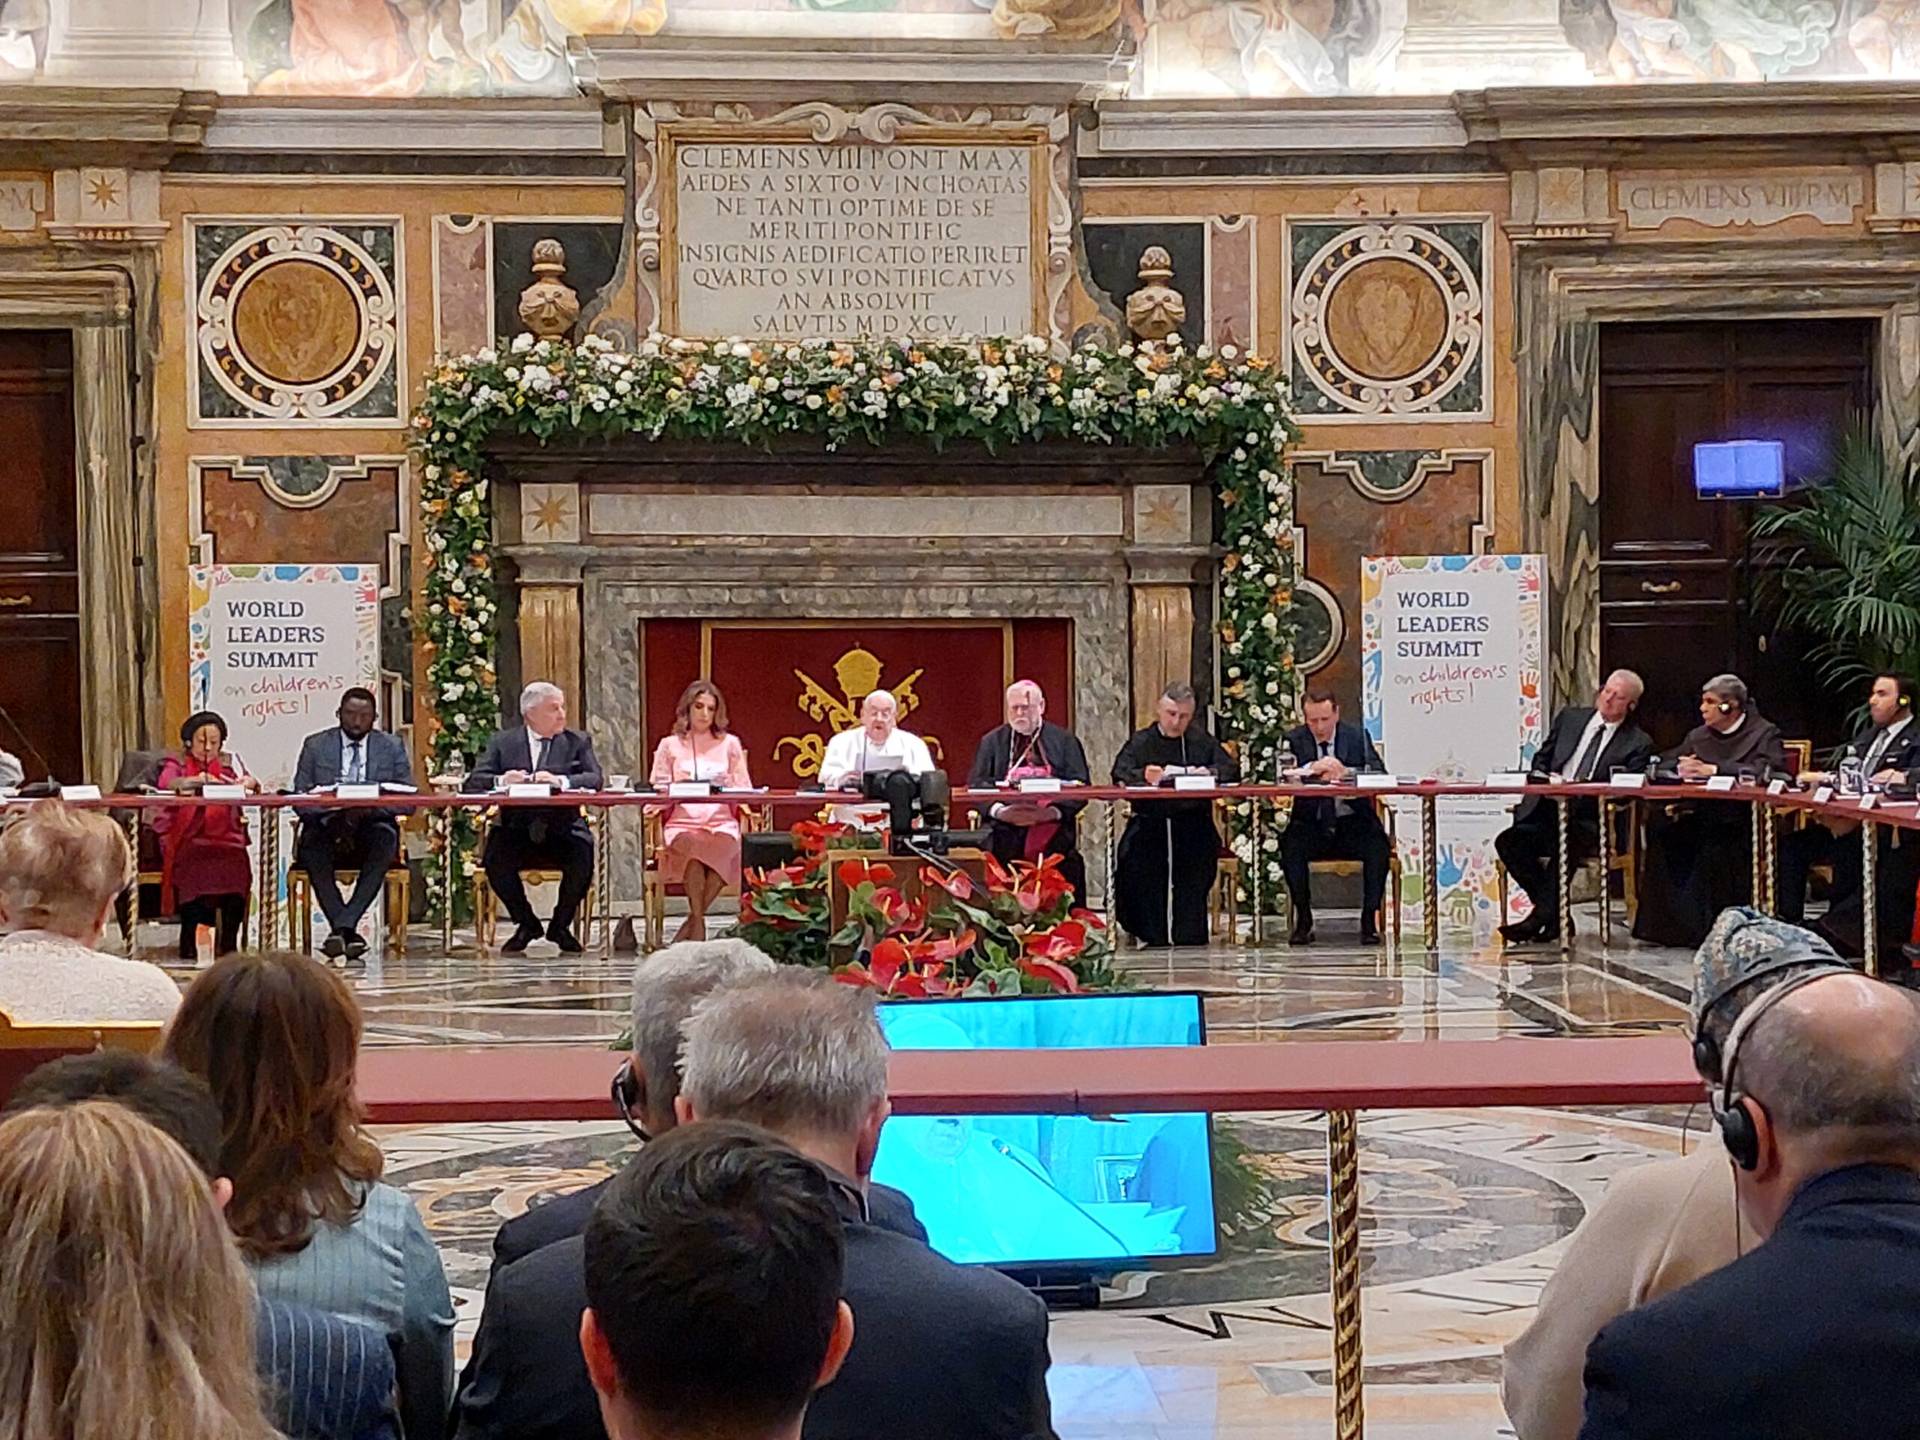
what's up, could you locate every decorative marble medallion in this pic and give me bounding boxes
[192,220,402,425]
[1287,220,1487,420]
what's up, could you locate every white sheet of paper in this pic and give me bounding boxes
[59,784,102,801]
[336,783,380,800]
[1017,777,1063,793]
[1768,779,1789,796]
[381,782,418,793]
[1171,773,1216,792]
[1609,774,1647,789]
[1859,792,1879,810]
[1487,771,1532,787]
[668,781,711,798]
[1814,785,1834,804]
[202,784,246,800]
[1356,773,1396,789]
[507,782,554,799]
[1705,775,1737,792]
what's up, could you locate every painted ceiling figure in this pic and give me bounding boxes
[1850,0,1920,73]
[486,0,665,92]
[253,0,426,95]
[0,0,45,78]
[1142,0,1391,97]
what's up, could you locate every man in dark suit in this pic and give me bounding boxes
[581,1122,856,1440]
[292,687,414,959]
[1578,970,1920,1439]
[1281,688,1389,945]
[1496,669,1655,946]
[453,972,1054,1440]
[464,681,603,954]
[967,680,1092,905]
[1778,673,1920,959]
[6,1053,400,1440]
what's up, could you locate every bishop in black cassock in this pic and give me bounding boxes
[967,681,1092,905]
[1112,688,1240,946]
[1632,676,1788,948]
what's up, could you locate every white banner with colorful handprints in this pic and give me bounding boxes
[190,564,382,791]
[1362,554,1545,936]
[189,564,383,948]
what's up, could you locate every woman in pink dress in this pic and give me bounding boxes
[649,681,752,942]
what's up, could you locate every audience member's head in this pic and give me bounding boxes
[581,1121,853,1440]
[1690,908,1850,1086]
[5,1050,226,1192]
[0,1101,276,1440]
[1157,682,1196,737]
[625,938,777,1137]
[0,798,133,944]
[1719,970,1920,1238]
[678,970,890,1183]
[163,951,382,1258]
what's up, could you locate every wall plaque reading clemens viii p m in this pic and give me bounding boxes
[663,131,1042,340]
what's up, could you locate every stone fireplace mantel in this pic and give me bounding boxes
[484,436,1216,908]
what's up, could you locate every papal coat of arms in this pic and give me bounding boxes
[774,645,943,779]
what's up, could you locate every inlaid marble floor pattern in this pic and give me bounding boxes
[162,904,1708,1438]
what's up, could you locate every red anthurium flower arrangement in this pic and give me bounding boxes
[742,834,1118,997]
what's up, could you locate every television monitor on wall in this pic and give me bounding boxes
[872,991,1216,1270]
[1694,439,1787,498]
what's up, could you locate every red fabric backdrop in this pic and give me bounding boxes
[642,619,1073,787]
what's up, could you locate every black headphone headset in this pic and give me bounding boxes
[1709,965,1851,1170]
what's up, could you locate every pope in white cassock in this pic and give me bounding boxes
[818,690,935,826]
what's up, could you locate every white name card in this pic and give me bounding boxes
[59,784,102,801]
[1859,793,1880,811]
[1172,774,1216,792]
[1487,772,1532,787]
[668,781,713,798]
[1357,773,1397,789]
[1768,779,1789,796]
[336,783,380,800]
[1814,786,1834,804]
[1705,775,1738,792]
[203,784,247,800]
[1610,774,1647,789]
[508,783,555,799]
[1016,777,1063,794]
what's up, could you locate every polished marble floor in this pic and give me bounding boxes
[152,904,1704,1437]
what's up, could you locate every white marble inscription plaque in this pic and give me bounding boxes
[671,139,1035,339]
[1619,170,1865,231]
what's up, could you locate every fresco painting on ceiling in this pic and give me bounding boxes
[1,0,1916,91]
[0,0,45,79]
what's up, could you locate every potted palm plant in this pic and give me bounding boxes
[1752,425,1920,690]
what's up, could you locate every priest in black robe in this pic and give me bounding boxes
[1632,674,1790,948]
[967,680,1092,904]
[1112,682,1240,946]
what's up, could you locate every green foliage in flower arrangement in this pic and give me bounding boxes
[412,333,1300,910]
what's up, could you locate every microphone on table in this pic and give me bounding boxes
[0,696,54,780]
[988,1136,1133,1255]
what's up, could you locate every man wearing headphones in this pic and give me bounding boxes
[1633,674,1789,948]
[1502,908,1845,1440]
[1579,966,1920,1438]
[1778,673,1920,960]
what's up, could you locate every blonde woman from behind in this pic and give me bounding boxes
[0,1100,278,1440]
[0,798,179,1023]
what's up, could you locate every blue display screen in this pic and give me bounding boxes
[1694,439,1786,498]
[873,992,1217,1269]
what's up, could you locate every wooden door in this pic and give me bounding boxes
[0,331,83,785]
[1599,320,1870,752]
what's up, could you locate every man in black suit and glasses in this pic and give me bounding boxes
[465,680,604,953]
[1496,668,1655,946]
[1281,688,1390,945]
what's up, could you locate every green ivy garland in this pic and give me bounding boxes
[413,333,1300,908]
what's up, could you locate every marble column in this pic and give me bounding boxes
[42,0,245,91]
[518,584,584,712]
[1130,583,1194,727]
[73,313,142,780]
